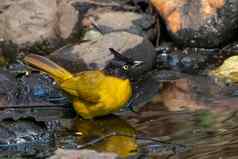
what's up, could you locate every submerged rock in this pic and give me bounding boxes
[158,78,206,111]
[154,72,238,112]
[151,0,238,48]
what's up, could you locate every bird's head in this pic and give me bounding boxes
[104,48,144,79]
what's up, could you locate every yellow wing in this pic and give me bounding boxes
[73,98,110,119]
[60,71,106,102]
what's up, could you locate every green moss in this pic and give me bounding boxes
[0,56,9,66]
[28,40,55,55]
[196,111,216,128]
[68,28,87,43]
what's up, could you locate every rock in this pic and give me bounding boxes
[82,29,103,41]
[57,0,80,40]
[0,66,74,121]
[151,0,238,48]
[72,0,132,12]
[0,0,57,45]
[49,149,118,159]
[210,55,238,83]
[0,119,48,145]
[16,73,68,105]
[132,0,150,12]
[86,11,155,39]
[0,71,17,106]
[50,31,155,76]
[0,119,53,157]
[73,0,156,41]
[155,47,218,73]
[0,0,80,47]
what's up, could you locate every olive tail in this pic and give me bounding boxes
[24,54,73,83]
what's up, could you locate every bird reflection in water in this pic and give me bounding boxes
[72,115,138,157]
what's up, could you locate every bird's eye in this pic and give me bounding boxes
[123,65,129,71]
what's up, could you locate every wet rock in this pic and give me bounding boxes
[0,66,74,121]
[0,71,17,106]
[155,47,219,73]
[49,149,118,159]
[50,31,155,76]
[155,42,238,72]
[2,120,46,142]
[212,42,238,66]
[0,104,75,122]
[0,119,54,158]
[0,124,16,144]
[16,73,68,105]
[132,0,150,12]
[151,0,238,48]
[0,64,68,106]
[0,0,80,47]
[0,119,47,145]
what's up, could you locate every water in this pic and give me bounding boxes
[1,73,238,159]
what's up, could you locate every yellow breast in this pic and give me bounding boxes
[99,76,132,112]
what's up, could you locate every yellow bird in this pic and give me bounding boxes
[23,49,143,119]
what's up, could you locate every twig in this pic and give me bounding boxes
[88,17,105,35]
[77,132,171,149]
[77,132,118,149]
[221,111,238,123]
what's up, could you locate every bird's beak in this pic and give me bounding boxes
[132,60,144,68]
[133,60,144,66]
